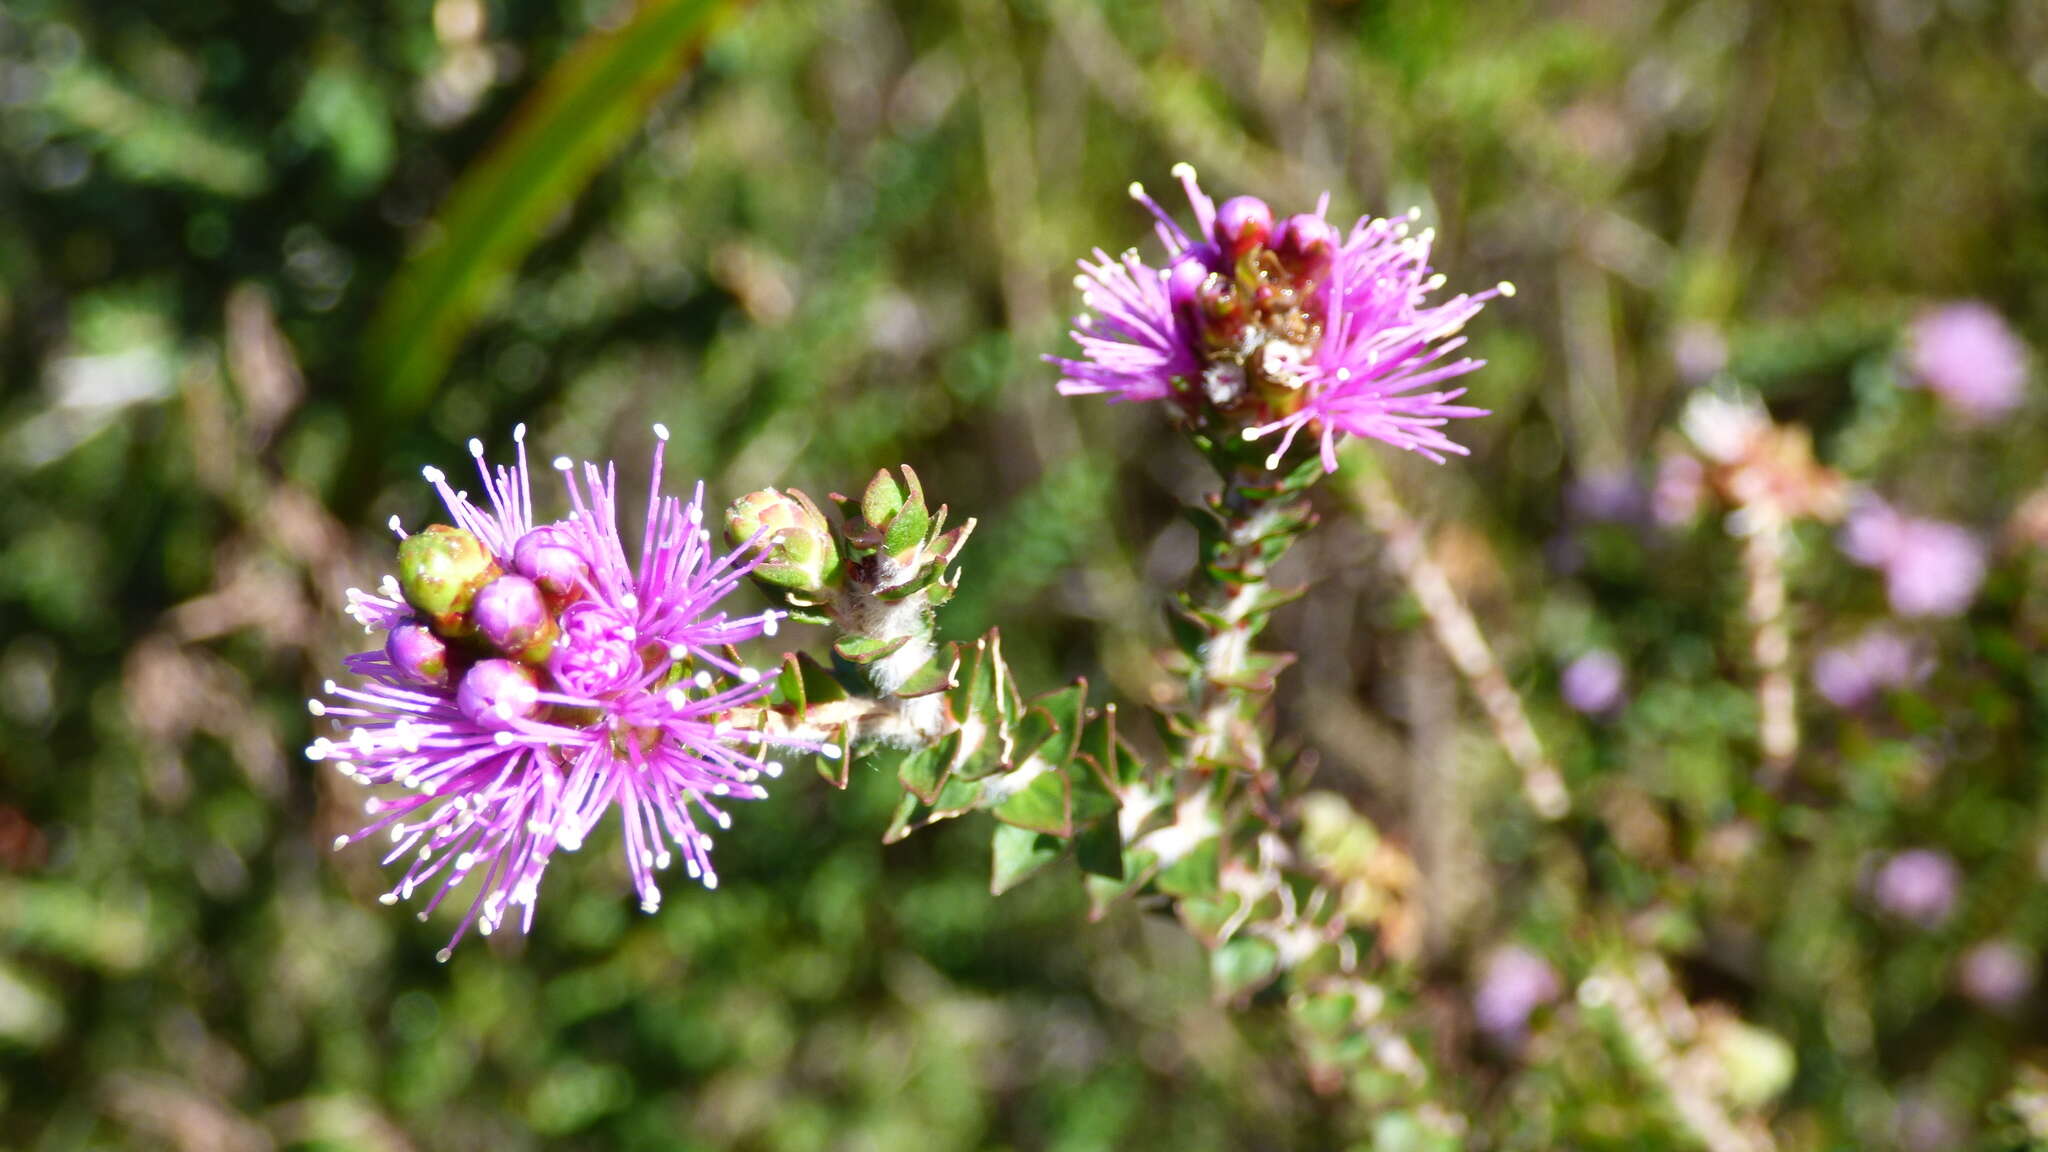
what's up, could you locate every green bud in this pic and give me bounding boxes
[397,524,500,636]
[726,488,839,595]
[861,468,906,529]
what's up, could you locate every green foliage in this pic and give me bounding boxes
[5,0,2048,1148]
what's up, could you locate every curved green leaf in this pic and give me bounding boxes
[362,0,740,416]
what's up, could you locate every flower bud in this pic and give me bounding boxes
[726,488,839,595]
[1194,271,1248,350]
[456,658,542,730]
[1272,214,1337,286]
[513,526,588,600]
[472,575,557,663]
[397,524,499,636]
[1167,254,1212,315]
[385,620,451,686]
[1214,196,1274,265]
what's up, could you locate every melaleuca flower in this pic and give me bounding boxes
[1957,939,2034,1012]
[1810,628,1926,710]
[1049,163,1507,469]
[309,426,814,959]
[1472,945,1561,1044]
[1840,497,1985,619]
[1560,649,1626,717]
[1870,848,1961,929]
[1907,302,2028,424]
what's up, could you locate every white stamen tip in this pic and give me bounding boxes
[703,874,719,890]
[1241,428,1260,441]
[1127,181,1145,199]
[324,679,339,694]
[388,515,404,534]
[513,422,527,442]
[468,438,484,457]
[1170,162,1196,179]
[820,745,842,761]
[378,893,398,905]
[652,423,670,441]
[307,700,326,716]
[435,948,452,964]
[1497,281,1517,297]
[332,835,350,850]
[421,466,445,484]
[765,762,783,778]
[552,456,573,471]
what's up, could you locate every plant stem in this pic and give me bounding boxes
[1174,455,1319,774]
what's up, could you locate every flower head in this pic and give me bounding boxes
[1049,164,1504,470]
[1473,945,1561,1043]
[1810,628,1927,711]
[1871,848,1961,929]
[1907,302,2028,424]
[1560,649,1627,717]
[311,426,807,958]
[1840,497,1985,619]
[1958,939,2034,1012]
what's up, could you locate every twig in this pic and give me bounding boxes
[1346,466,1569,819]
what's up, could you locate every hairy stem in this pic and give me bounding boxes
[1173,456,1318,773]
[1739,512,1797,781]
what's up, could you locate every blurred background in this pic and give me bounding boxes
[3,0,2047,1147]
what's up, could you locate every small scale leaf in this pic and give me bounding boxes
[991,764,1070,836]
[1211,936,1280,1000]
[1073,817,1124,879]
[897,741,951,805]
[833,632,911,665]
[1155,837,1220,898]
[892,645,959,699]
[990,823,1062,895]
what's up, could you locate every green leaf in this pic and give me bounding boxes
[1073,817,1124,880]
[1210,936,1280,1000]
[896,741,950,805]
[1155,837,1220,898]
[891,644,959,699]
[772,651,849,718]
[860,469,905,528]
[991,765,1070,836]
[990,823,1062,895]
[362,0,737,417]
[832,632,911,665]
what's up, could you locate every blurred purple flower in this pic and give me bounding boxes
[1957,939,2034,1011]
[1567,469,1649,525]
[1840,498,1985,619]
[1473,945,1562,1041]
[1872,849,1962,929]
[311,427,804,959]
[1672,321,1728,386]
[1652,451,1706,527]
[1561,649,1627,716]
[1050,164,1503,469]
[1810,628,1926,710]
[1907,302,2028,424]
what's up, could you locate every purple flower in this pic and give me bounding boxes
[1840,498,1986,619]
[1908,302,2028,424]
[1050,164,1504,469]
[1872,849,1962,929]
[1561,649,1626,716]
[1811,628,1926,710]
[1957,939,2034,1011]
[311,426,809,959]
[1473,945,1562,1041]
